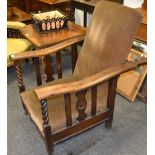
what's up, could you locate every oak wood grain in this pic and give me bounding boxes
[71,44,78,72]
[34,57,42,86]
[76,90,87,122]
[91,86,97,116]
[105,77,118,129]
[44,55,55,82]
[56,51,62,79]
[20,21,86,48]
[52,110,110,143]
[64,93,72,127]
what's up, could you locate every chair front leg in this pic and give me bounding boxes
[40,99,53,155]
[15,61,25,93]
[15,61,28,115]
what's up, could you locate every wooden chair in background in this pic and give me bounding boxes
[10,1,146,154]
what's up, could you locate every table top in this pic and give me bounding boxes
[39,0,70,5]
[20,22,86,48]
[7,7,32,22]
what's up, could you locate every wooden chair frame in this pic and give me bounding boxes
[7,27,24,38]
[10,36,146,155]
[7,26,25,67]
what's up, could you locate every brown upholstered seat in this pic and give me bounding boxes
[21,76,108,133]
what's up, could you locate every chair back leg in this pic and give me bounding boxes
[44,125,53,155]
[105,76,118,129]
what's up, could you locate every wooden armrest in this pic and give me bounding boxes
[10,35,85,61]
[34,60,147,100]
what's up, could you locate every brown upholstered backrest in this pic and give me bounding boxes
[74,1,142,80]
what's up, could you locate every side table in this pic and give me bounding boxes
[20,21,86,85]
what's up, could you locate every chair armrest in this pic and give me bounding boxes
[34,60,147,100]
[10,35,85,61]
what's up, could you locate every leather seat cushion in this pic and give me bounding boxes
[21,76,108,134]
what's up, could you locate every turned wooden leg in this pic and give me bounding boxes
[40,99,53,155]
[105,77,118,129]
[15,61,28,115]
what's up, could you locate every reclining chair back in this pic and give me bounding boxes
[74,1,142,79]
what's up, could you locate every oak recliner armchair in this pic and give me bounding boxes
[10,1,145,155]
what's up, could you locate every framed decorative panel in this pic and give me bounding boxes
[117,48,147,102]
